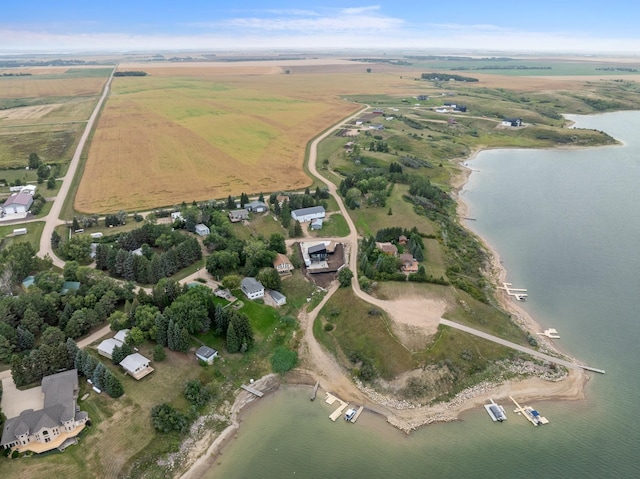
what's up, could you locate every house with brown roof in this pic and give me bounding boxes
[376,242,398,256]
[273,253,294,276]
[400,253,419,273]
[398,235,408,245]
[1,370,89,453]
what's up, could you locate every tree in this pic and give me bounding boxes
[126,326,145,345]
[221,274,241,290]
[226,321,240,353]
[0,335,14,362]
[28,152,41,169]
[92,362,107,390]
[103,370,124,398]
[151,404,188,433]
[338,267,354,287]
[63,260,79,281]
[111,342,133,364]
[270,346,298,375]
[41,326,65,346]
[267,233,286,254]
[16,326,35,351]
[184,379,211,407]
[153,344,166,361]
[280,202,291,228]
[366,68,372,73]
[240,192,249,207]
[206,250,239,277]
[47,176,56,189]
[257,267,282,291]
[51,230,61,249]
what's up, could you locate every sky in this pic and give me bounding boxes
[2,1,640,54]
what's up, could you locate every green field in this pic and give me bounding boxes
[0,221,44,250]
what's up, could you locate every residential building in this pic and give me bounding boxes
[119,353,154,380]
[97,338,123,359]
[228,209,249,222]
[195,346,218,365]
[376,242,398,256]
[273,253,294,275]
[245,200,268,213]
[308,243,328,262]
[0,370,89,453]
[291,206,325,223]
[195,223,210,236]
[241,277,265,300]
[1,190,34,215]
[398,235,408,245]
[400,253,419,273]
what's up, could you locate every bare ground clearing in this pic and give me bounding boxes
[0,103,61,120]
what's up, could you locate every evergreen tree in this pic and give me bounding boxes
[214,304,228,336]
[51,230,61,249]
[104,370,124,398]
[281,202,291,228]
[240,192,249,207]
[66,338,79,369]
[83,354,99,378]
[226,321,240,353]
[16,326,35,351]
[226,195,235,209]
[75,349,87,373]
[111,342,133,365]
[155,313,169,346]
[92,362,107,390]
[177,327,191,353]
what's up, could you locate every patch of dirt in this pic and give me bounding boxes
[0,103,61,120]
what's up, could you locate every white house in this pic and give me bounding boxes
[1,191,34,215]
[120,353,154,380]
[195,223,210,236]
[0,370,89,453]
[241,277,265,300]
[113,329,130,343]
[291,206,325,223]
[502,118,523,127]
[195,345,218,365]
[310,218,323,230]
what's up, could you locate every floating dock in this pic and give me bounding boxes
[484,399,507,422]
[509,396,548,426]
[348,406,364,423]
[325,392,349,421]
[499,282,528,301]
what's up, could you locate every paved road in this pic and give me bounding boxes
[38,68,116,267]
[440,318,588,371]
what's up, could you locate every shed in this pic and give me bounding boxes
[195,223,210,236]
[310,218,323,230]
[267,289,287,307]
[61,281,80,295]
[195,346,218,365]
[119,353,154,380]
[113,329,130,343]
[97,338,124,360]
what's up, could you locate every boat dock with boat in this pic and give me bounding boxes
[539,328,561,339]
[498,282,528,301]
[484,399,507,422]
[510,396,549,426]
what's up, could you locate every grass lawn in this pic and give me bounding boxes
[350,184,439,237]
[280,270,318,310]
[0,221,44,251]
[309,213,350,237]
[315,287,415,380]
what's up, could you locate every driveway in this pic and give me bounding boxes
[1,376,44,419]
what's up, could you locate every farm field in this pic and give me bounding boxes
[0,67,109,168]
[75,62,443,213]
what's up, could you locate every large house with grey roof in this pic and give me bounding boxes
[1,369,89,453]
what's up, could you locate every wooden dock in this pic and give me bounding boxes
[509,396,548,426]
[310,381,319,401]
[326,392,349,421]
[241,384,264,397]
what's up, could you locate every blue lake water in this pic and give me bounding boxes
[205,111,640,478]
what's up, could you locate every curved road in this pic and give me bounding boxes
[38,68,116,268]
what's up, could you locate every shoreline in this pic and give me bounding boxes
[175,139,596,479]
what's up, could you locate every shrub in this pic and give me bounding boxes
[270,346,298,375]
[151,403,189,433]
[324,323,334,331]
[153,344,166,361]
